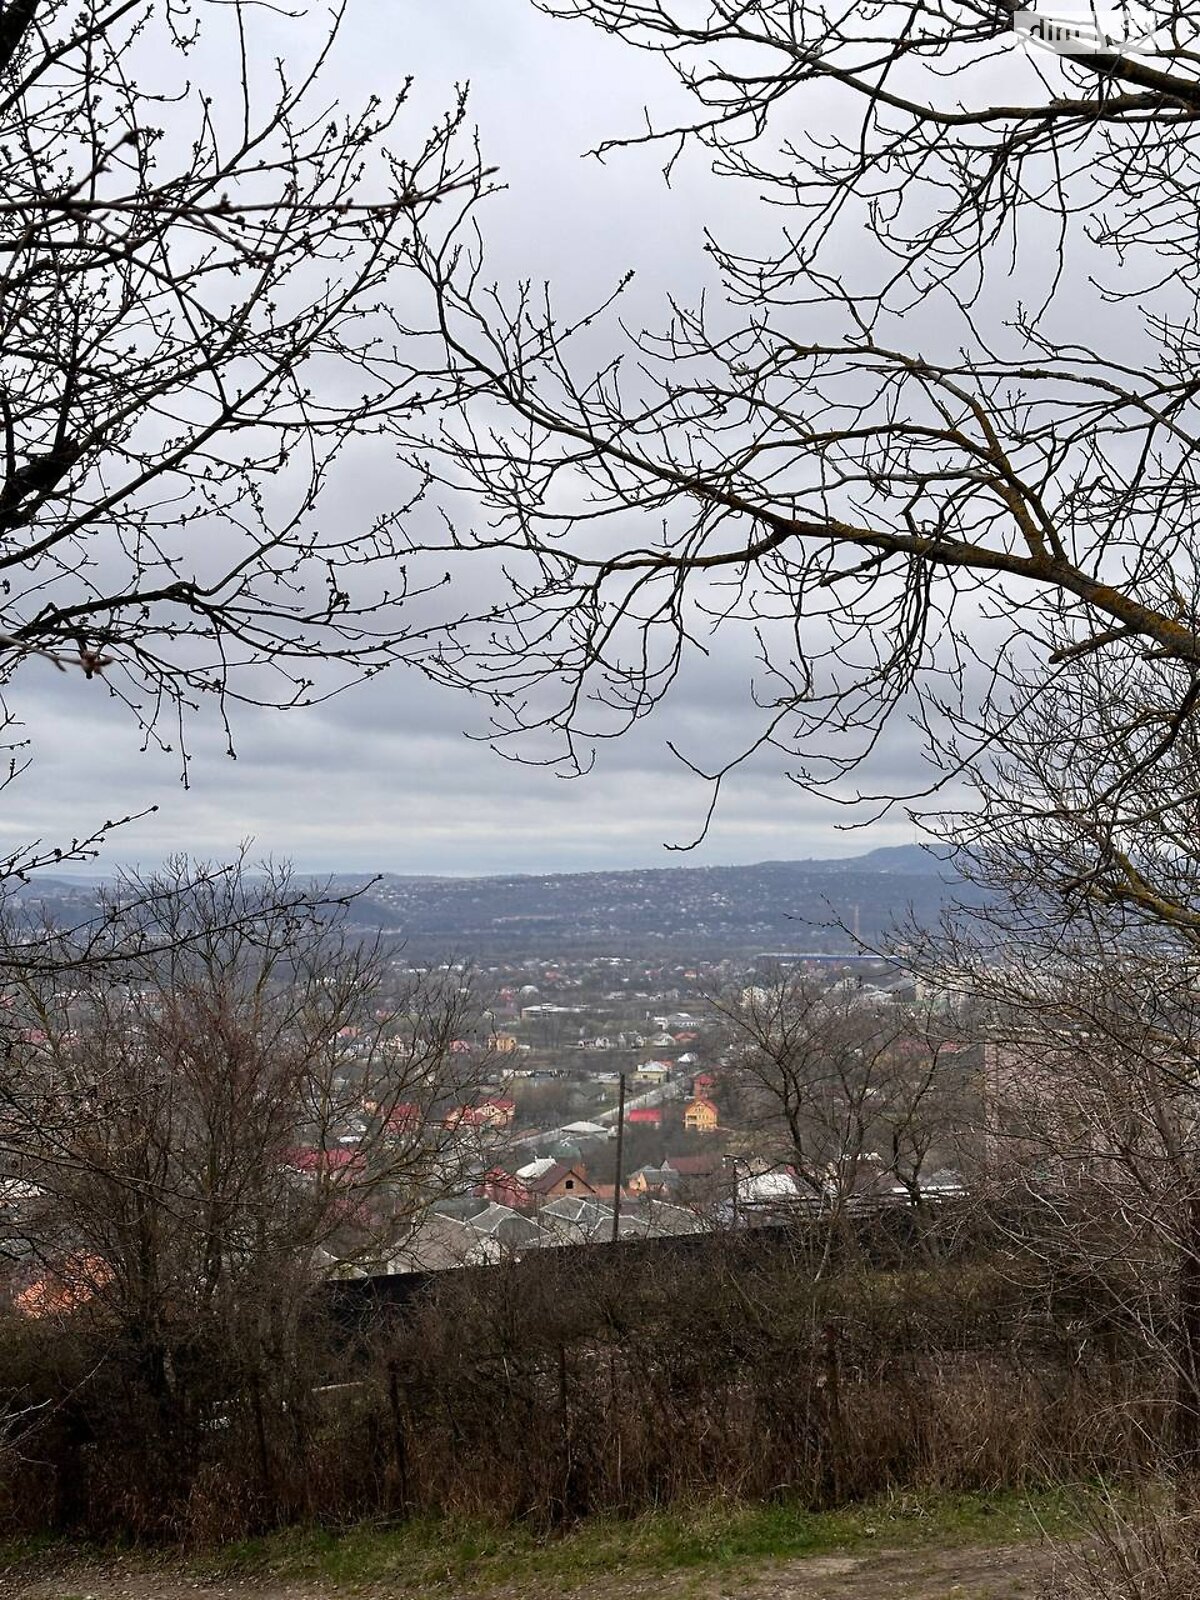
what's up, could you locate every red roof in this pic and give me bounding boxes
[480,1165,519,1185]
[384,1103,422,1133]
[442,1105,490,1129]
[627,1107,662,1125]
[285,1146,362,1175]
[483,1096,516,1113]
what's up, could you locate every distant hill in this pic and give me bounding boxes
[854,843,952,874]
[2,846,972,959]
[326,844,969,958]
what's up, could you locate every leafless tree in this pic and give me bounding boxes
[1,856,491,1278]
[392,0,1200,826]
[905,648,1200,1469]
[710,976,963,1244]
[0,0,486,866]
[0,856,493,1521]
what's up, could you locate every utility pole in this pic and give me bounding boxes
[611,1071,626,1244]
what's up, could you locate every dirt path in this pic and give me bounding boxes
[0,1538,1064,1600]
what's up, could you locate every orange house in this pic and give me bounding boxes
[16,1253,112,1319]
[479,1161,596,1211]
[683,1097,719,1134]
[530,1162,596,1200]
[480,1096,516,1128]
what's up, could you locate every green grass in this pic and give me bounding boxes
[198,1486,1087,1593]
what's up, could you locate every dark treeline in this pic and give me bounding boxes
[0,1215,1165,1541]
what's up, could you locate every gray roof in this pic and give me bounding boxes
[632,1165,682,1191]
[386,1215,479,1273]
[465,1202,540,1246]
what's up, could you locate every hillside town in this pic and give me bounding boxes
[0,945,977,1309]
[310,948,971,1280]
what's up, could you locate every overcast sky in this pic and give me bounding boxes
[6,0,937,880]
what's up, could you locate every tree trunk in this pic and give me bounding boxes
[1176,1192,1200,1476]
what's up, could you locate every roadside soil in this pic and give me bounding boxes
[0,1535,1067,1600]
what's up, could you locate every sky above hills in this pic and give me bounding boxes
[3,1,939,878]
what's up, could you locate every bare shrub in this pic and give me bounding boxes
[0,858,490,1536]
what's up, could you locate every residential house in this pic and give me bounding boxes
[479,1096,516,1128]
[463,1202,541,1257]
[663,1152,721,1179]
[660,1151,723,1204]
[441,1105,492,1132]
[525,1161,596,1202]
[516,1156,558,1183]
[484,1158,598,1210]
[627,1107,662,1128]
[683,1097,719,1134]
[634,1060,673,1086]
[536,1194,614,1244]
[737,1169,803,1214]
[637,1198,704,1236]
[628,1165,682,1199]
[478,1165,531,1208]
[383,1103,423,1135]
[285,1146,365,1179]
[385,1213,480,1273]
[15,1252,112,1319]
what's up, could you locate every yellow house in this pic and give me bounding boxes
[480,1096,516,1128]
[488,1032,520,1055]
[634,1060,672,1086]
[683,1097,719,1134]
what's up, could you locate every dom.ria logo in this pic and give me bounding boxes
[1011,1,1164,54]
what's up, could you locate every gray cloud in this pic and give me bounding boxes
[0,0,945,878]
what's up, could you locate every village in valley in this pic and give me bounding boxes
[0,861,979,1316]
[311,949,973,1280]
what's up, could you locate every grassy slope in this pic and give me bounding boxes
[198,1488,1085,1593]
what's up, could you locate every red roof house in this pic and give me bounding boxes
[627,1106,663,1126]
[284,1146,364,1179]
[480,1096,516,1127]
[441,1105,491,1130]
[384,1103,423,1135]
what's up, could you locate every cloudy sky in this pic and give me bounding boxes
[6,0,936,880]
